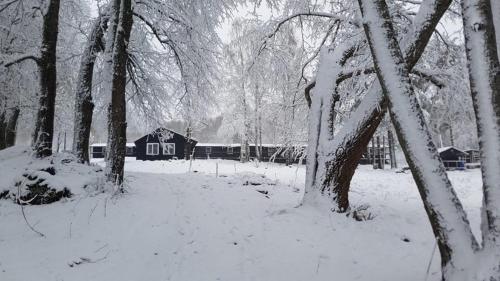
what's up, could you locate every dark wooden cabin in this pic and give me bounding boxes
[125,144,136,157]
[90,143,136,158]
[192,143,306,163]
[193,143,241,160]
[438,146,468,169]
[465,149,480,163]
[134,128,196,161]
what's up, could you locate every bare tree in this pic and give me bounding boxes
[72,11,109,163]
[104,0,133,185]
[305,0,452,211]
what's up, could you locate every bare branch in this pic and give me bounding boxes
[2,54,40,67]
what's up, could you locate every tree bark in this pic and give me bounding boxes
[0,109,6,150]
[73,11,109,163]
[358,0,478,277]
[461,0,500,255]
[316,0,452,211]
[492,0,500,60]
[32,0,60,158]
[5,106,19,147]
[388,129,397,168]
[104,0,133,185]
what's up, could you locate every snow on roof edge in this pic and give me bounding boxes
[90,143,136,147]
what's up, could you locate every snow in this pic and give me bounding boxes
[195,143,240,147]
[0,146,104,199]
[437,146,467,154]
[0,157,484,281]
[90,143,136,147]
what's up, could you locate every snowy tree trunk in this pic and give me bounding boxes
[72,12,109,163]
[241,95,250,163]
[358,0,478,278]
[304,45,353,205]
[388,129,397,169]
[492,0,500,60]
[310,0,452,211]
[254,108,260,161]
[376,136,382,169]
[0,109,5,149]
[184,126,193,160]
[461,0,500,272]
[104,0,133,185]
[5,106,19,147]
[32,0,60,158]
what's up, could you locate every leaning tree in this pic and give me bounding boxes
[357,0,500,279]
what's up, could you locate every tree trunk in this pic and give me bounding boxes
[184,126,193,160]
[104,0,133,185]
[358,0,478,277]
[5,106,19,147]
[381,135,386,169]
[316,0,452,211]
[73,12,109,163]
[449,123,454,147]
[492,0,500,60]
[376,136,381,169]
[303,44,357,205]
[388,129,397,169]
[371,138,376,167]
[462,0,500,257]
[32,0,60,158]
[0,109,6,150]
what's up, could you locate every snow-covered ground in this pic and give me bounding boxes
[0,157,482,281]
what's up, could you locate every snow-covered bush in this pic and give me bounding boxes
[0,146,104,204]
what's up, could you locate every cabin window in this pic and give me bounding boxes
[92,146,104,153]
[206,147,212,154]
[147,143,159,155]
[163,143,175,155]
[227,146,233,154]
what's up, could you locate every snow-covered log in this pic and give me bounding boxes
[72,11,109,164]
[357,0,478,278]
[305,0,452,211]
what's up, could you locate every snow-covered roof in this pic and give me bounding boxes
[150,128,198,141]
[194,143,307,148]
[196,143,239,147]
[90,143,136,147]
[90,143,106,147]
[437,146,466,154]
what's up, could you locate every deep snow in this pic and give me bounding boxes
[0,157,482,281]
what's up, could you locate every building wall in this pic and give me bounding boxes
[135,130,190,161]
